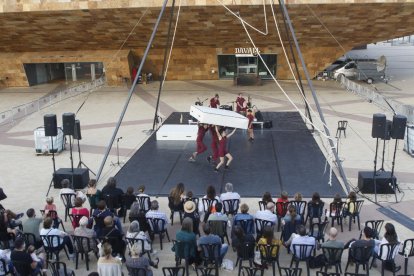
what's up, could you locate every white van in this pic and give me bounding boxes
[333,60,385,83]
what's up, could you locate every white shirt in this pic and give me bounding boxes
[219,192,241,202]
[290,235,316,255]
[255,210,277,224]
[145,210,169,224]
[198,196,220,213]
[40,228,67,247]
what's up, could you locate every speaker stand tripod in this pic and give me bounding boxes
[46,137,56,196]
[76,139,96,176]
[110,137,124,167]
[372,137,379,203]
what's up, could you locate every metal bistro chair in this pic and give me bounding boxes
[254,218,274,242]
[162,266,186,276]
[370,243,401,276]
[72,235,98,271]
[290,244,314,276]
[321,247,344,274]
[399,238,414,275]
[258,243,281,276]
[199,243,221,276]
[276,201,290,232]
[222,199,240,217]
[336,120,348,138]
[48,260,75,276]
[146,217,170,250]
[60,193,76,222]
[328,202,345,232]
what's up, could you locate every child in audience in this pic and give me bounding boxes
[343,191,357,216]
[44,197,61,228]
[326,193,343,217]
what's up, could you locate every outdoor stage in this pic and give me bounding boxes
[114,112,345,197]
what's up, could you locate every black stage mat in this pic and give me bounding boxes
[114,112,345,197]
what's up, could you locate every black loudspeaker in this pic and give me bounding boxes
[53,168,89,189]
[62,113,76,136]
[391,115,407,140]
[358,171,396,194]
[372,113,387,139]
[384,120,392,140]
[264,120,273,128]
[44,114,57,136]
[73,120,82,140]
[255,111,264,122]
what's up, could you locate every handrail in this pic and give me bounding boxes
[339,76,414,124]
[0,76,106,126]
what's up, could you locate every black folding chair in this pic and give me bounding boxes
[345,244,373,275]
[48,260,75,276]
[328,202,345,232]
[146,217,170,250]
[40,234,70,262]
[258,201,267,211]
[321,247,344,274]
[60,193,76,222]
[290,244,314,276]
[222,199,240,216]
[126,267,147,276]
[12,260,41,276]
[126,237,152,260]
[336,120,348,138]
[344,200,364,231]
[199,243,221,276]
[370,243,401,276]
[195,266,217,276]
[235,241,255,276]
[239,266,265,276]
[364,220,383,240]
[305,201,324,228]
[254,218,274,241]
[276,201,290,231]
[309,220,329,253]
[258,243,281,276]
[72,235,98,271]
[201,198,218,222]
[234,218,254,236]
[173,239,195,276]
[399,238,414,275]
[136,196,151,213]
[279,267,302,276]
[289,201,307,223]
[162,266,185,276]
[316,272,341,276]
[168,196,183,225]
[208,220,229,244]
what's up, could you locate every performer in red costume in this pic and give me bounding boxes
[236,93,246,114]
[246,109,255,142]
[214,126,237,172]
[209,94,220,108]
[207,125,219,164]
[189,124,209,162]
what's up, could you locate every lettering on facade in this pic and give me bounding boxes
[234,47,260,56]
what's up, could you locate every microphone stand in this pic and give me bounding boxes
[46,136,57,196]
[111,137,124,167]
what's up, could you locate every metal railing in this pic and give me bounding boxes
[0,76,106,126]
[340,76,414,124]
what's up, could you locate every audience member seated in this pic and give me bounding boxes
[233,203,254,235]
[71,197,90,229]
[199,185,220,222]
[0,210,18,246]
[135,185,150,211]
[343,191,357,217]
[293,192,305,216]
[276,191,289,215]
[97,242,122,276]
[100,216,126,261]
[126,221,151,252]
[123,187,137,212]
[22,208,43,248]
[255,202,277,224]
[345,226,375,249]
[85,179,102,211]
[198,224,228,262]
[219,183,240,201]
[60,179,86,204]
[10,238,43,275]
[231,225,255,253]
[74,216,98,254]
[258,225,282,258]
[0,247,11,275]
[290,225,316,253]
[374,223,400,260]
[40,217,75,258]
[175,217,199,265]
[169,183,185,212]
[281,205,301,242]
[145,200,169,224]
[126,243,158,276]
[102,177,124,216]
[261,192,274,204]
[282,205,301,225]
[92,200,123,236]
[183,201,200,235]
[322,227,344,249]
[44,196,61,229]
[326,193,343,217]
[207,202,229,226]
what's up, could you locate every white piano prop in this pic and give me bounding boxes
[190,105,248,129]
[156,124,198,141]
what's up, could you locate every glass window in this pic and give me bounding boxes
[218,55,237,79]
[258,54,277,79]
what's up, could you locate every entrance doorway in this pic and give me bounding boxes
[218,54,277,79]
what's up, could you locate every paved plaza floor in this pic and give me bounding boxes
[0,79,413,275]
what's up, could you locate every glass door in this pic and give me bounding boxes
[237,57,257,75]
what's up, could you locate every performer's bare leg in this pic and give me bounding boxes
[215,157,225,171]
[225,153,233,168]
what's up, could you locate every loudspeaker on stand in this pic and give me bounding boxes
[44,114,57,137]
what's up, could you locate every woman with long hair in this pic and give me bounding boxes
[258,225,282,257]
[169,183,185,211]
[97,243,122,276]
